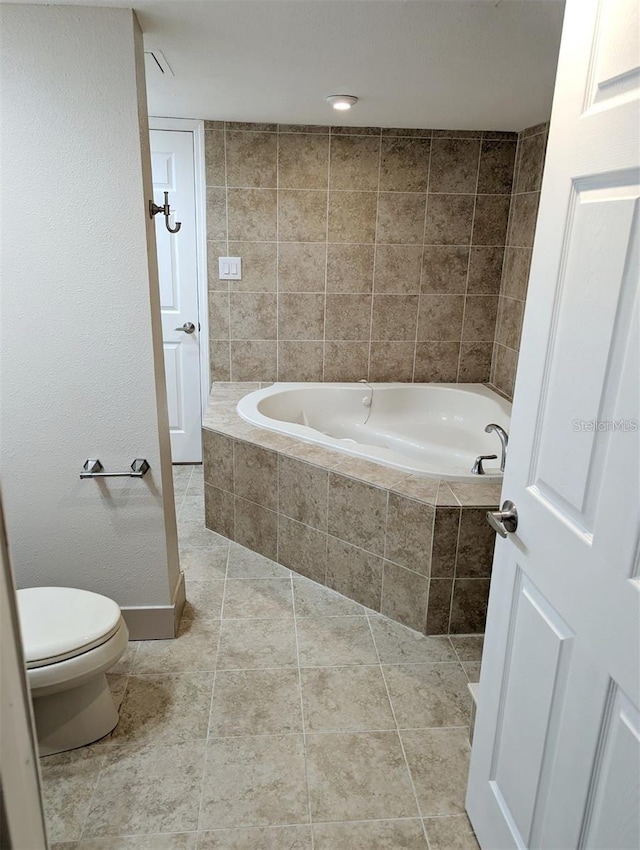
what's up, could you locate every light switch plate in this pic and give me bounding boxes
[218,256,242,280]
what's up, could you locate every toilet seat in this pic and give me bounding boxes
[17,586,123,669]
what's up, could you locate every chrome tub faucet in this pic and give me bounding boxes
[485,423,509,472]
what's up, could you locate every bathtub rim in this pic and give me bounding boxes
[236,381,511,482]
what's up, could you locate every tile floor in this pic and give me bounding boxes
[43,465,483,849]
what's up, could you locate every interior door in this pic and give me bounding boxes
[150,128,202,464]
[466,1,640,847]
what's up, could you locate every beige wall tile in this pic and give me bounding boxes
[225,131,277,188]
[328,473,387,555]
[458,342,493,382]
[209,340,231,382]
[472,194,510,246]
[204,128,225,186]
[230,292,277,340]
[228,241,277,291]
[421,246,469,294]
[449,579,490,633]
[278,515,327,583]
[328,191,378,243]
[477,139,516,195]
[414,341,460,382]
[374,245,423,294]
[385,493,435,574]
[230,340,277,382]
[206,187,227,242]
[371,294,419,341]
[203,121,524,384]
[380,562,429,631]
[326,536,384,610]
[467,246,504,295]
[233,441,278,510]
[205,483,235,539]
[379,137,430,192]
[417,294,464,341]
[424,194,474,245]
[329,135,380,190]
[323,341,369,381]
[207,240,229,290]
[495,296,525,350]
[278,132,329,189]
[507,191,540,248]
[425,578,453,634]
[278,293,325,340]
[430,508,460,577]
[203,430,234,491]
[234,496,278,560]
[278,341,324,381]
[227,188,277,241]
[326,243,375,293]
[209,291,230,340]
[278,242,327,292]
[325,294,372,340]
[278,189,327,242]
[462,296,499,342]
[278,455,328,530]
[428,138,480,194]
[377,193,426,244]
[369,342,415,382]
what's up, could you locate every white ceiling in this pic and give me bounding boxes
[7,0,567,130]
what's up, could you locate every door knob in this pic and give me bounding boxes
[175,322,196,334]
[486,500,518,538]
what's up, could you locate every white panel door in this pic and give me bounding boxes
[150,128,202,463]
[466,1,640,848]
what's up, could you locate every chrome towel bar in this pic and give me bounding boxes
[80,459,150,479]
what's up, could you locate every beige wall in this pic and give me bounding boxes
[491,122,549,398]
[205,123,518,384]
[0,6,180,615]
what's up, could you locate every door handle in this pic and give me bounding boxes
[175,322,196,334]
[486,500,518,538]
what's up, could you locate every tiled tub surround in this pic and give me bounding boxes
[490,121,549,398]
[203,384,501,635]
[205,122,518,385]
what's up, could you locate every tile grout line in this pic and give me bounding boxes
[321,129,332,381]
[456,137,484,383]
[413,136,433,382]
[291,572,316,846]
[195,536,229,832]
[363,610,433,850]
[367,131,383,380]
[446,508,464,635]
[223,127,232,380]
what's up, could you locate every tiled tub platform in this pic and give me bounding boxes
[203,383,502,635]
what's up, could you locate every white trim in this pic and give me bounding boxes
[121,571,186,640]
[0,491,48,849]
[149,116,210,423]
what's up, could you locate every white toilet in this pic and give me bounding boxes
[17,586,129,756]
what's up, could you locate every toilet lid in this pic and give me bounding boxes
[17,587,123,668]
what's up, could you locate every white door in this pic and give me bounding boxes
[150,128,203,463]
[467,1,640,848]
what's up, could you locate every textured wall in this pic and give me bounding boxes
[491,122,549,398]
[0,6,179,608]
[205,122,518,384]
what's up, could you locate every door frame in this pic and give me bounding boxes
[148,116,210,419]
[1,488,48,849]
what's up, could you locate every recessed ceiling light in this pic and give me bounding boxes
[326,95,359,111]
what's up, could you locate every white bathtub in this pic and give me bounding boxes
[237,382,511,481]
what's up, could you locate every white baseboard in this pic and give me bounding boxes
[120,571,186,640]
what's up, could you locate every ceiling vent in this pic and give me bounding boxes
[144,50,174,78]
